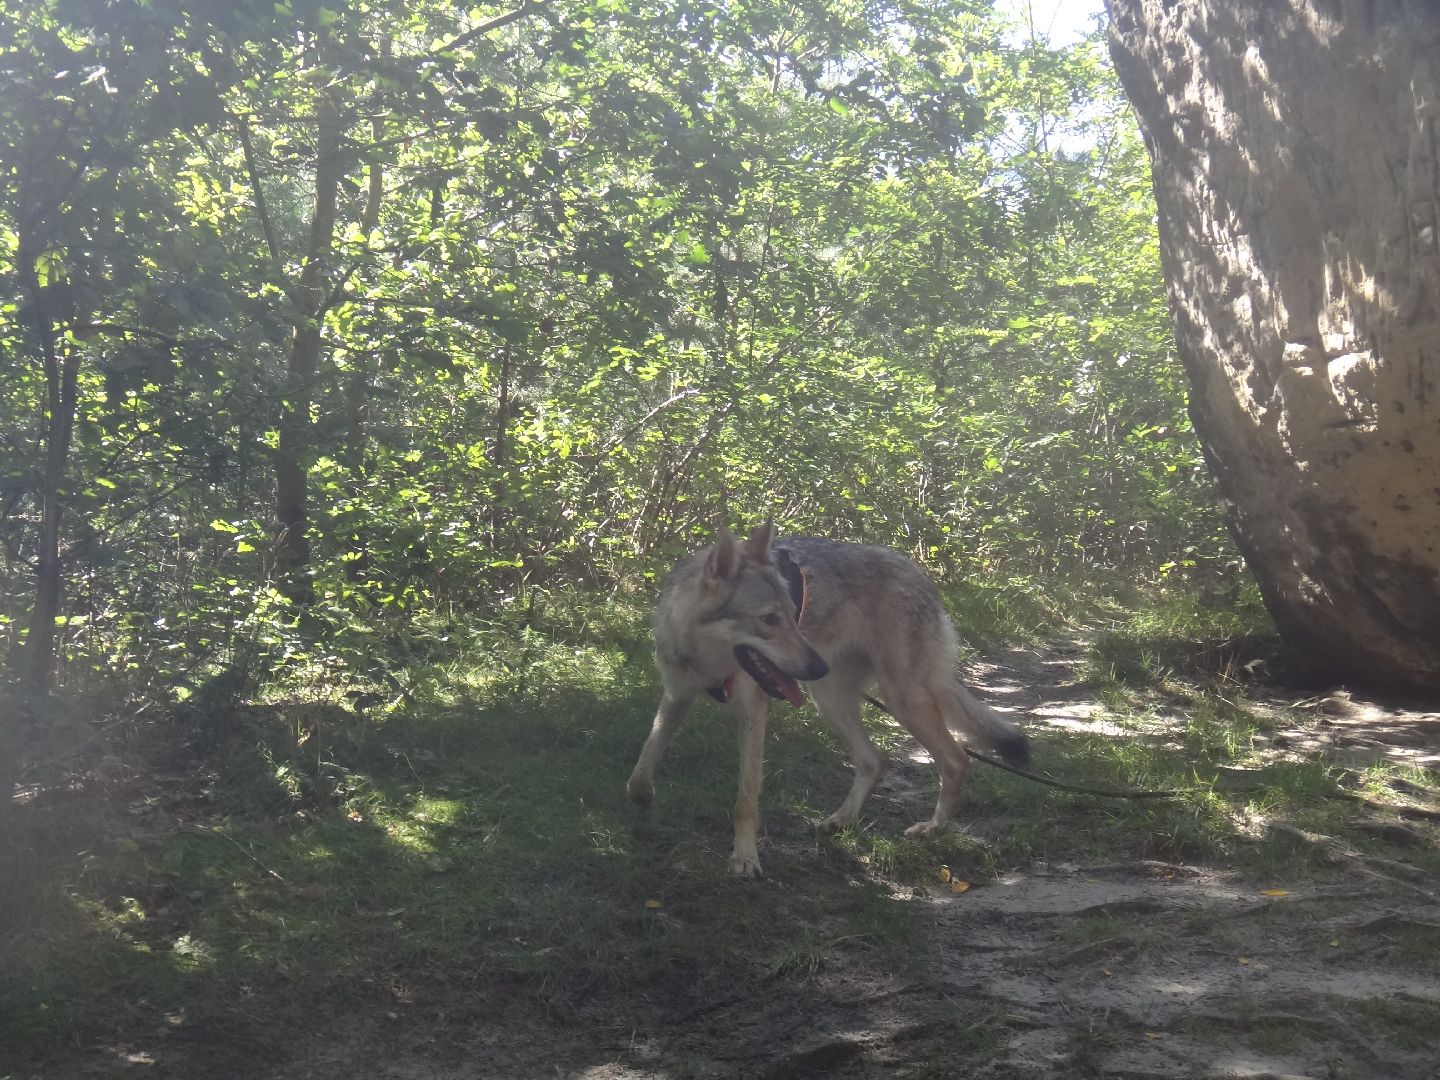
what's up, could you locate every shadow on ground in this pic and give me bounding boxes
[6,638,1439,1079]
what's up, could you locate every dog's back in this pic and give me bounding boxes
[775,537,946,641]
[775,537,1028,767]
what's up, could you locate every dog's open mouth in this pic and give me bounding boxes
[734,646,806,707]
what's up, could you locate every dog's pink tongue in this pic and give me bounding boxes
[779,677,805,708]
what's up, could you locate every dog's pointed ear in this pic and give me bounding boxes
[742,519,776,561]
[705,526,741,583]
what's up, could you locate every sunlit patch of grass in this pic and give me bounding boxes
[1356,760,1440,805]
[962,725,1247,866]
[1179,696,1264,760]
[1081,581,1274,690]
[1064,1011,1127,1075]
[941,576,1073,653]
[1,592,936,1070]
[973,707,1419,882]
[892,1000,1014,1076]
[765,930,831,979]
[829,825,1000,885]
[1182,1003,1313,1055]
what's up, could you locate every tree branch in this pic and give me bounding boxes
[431,3,536,55]
[235,112,284,275]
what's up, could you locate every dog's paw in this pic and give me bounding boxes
[819,812,853,834]
[626,774,653,808]
[903,818,950,838]
[728,849,764,878]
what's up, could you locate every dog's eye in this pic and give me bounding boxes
[760,613,782,627]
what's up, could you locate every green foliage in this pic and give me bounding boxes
[1,2,1237,747]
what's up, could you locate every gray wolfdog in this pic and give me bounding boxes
[626,523,1029,877]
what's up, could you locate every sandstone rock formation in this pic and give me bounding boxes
[1107,0,1440,686]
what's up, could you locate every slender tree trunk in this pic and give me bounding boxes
[275,54,343,604]
[342,355,373,583]
[1107,0,1440,686]
[17,241,79,692]
[491,345,512,550]
[342,112,386,583]
[3,240,79,816]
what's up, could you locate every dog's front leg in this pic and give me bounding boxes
[627,690,694,808]
[729,681,768,877]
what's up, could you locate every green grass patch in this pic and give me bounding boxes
[828,825,1001,885]
[1351,994,1440,1052]
[1082,581,1274,688]
[1063,1012,1128,1076]
[940,576,1081,654]
[1181,1005,1316,1055]
[898,1001,1014,1075]
[0,596,922,1069]
[1184,992,1440,1059]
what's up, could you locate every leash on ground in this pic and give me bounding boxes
[861,694,1196,800]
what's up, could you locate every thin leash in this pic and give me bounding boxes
[861,694,1196,800]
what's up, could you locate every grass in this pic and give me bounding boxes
[939,575,1081,655]
[827,823,1001,885]
[1183,992,1440,1059]
[1015,585,1440,887]
[1,590,921,1071]
[1351,994,1440,1052]
[4,578,1437,1077]
[895,1003,1015,1077]
[1064,1011,1128,1076]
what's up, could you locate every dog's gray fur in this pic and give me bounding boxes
[627,523,1029,877]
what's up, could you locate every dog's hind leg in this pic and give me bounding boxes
[810,670,889,832]
[882,682,970,837]
[627,690,695,808]
[728,678,769,877]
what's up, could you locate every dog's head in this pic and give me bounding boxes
[697,522,829,704]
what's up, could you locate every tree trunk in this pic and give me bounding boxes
[491,345,512,551]
[17,241,80,692]
[274,49,343,605]
[1107,0,1440,687]
[341,112,385,584]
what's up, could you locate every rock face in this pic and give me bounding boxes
[1107,0,1440,687]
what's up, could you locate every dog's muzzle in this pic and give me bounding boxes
[733,645,828,707]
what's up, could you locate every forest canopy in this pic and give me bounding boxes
[1,0,1233,707]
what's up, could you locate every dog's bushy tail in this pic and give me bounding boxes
[942,681,1030,769]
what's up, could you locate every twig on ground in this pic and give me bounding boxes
[1048,936,1140,968]
[182,821,287,883]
